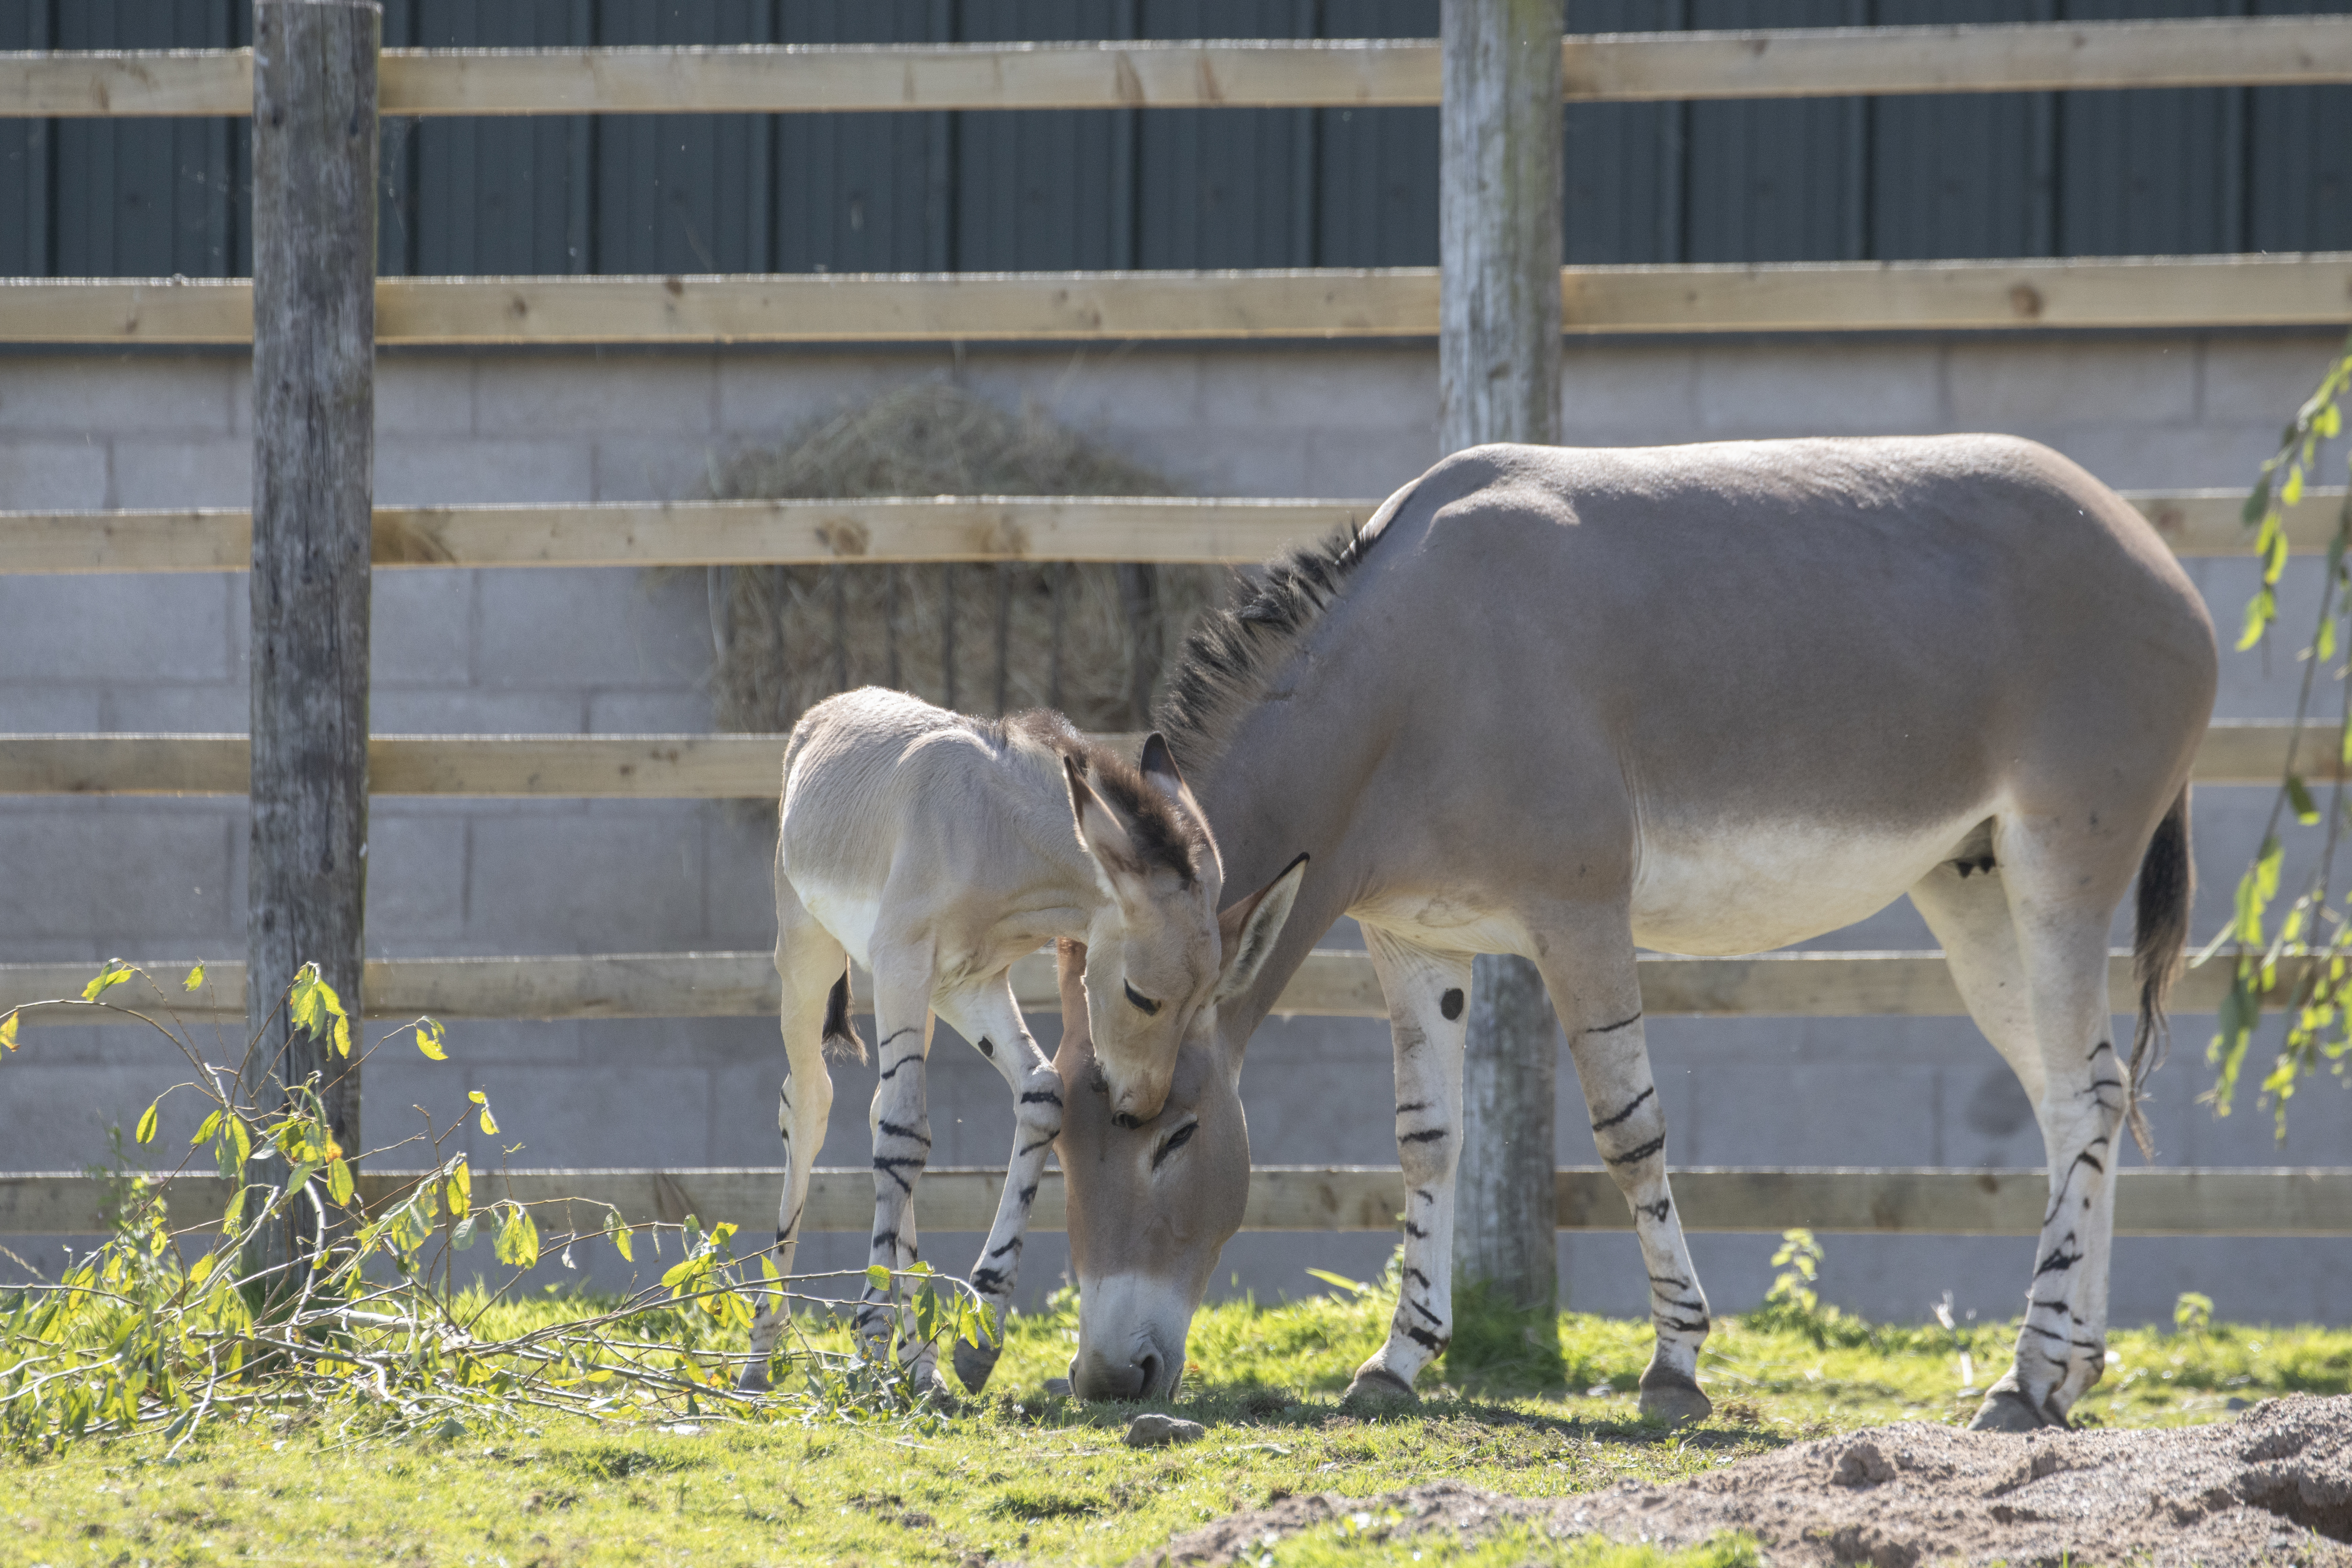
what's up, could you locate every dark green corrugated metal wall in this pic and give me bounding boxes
[3,1,2350,279]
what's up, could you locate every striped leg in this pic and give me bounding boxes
[1537,928,1712,1425]
[932,970,1064,1394]
[859,951,939,1386]
[740,882,848,1392]
[1343,930,1473,1402]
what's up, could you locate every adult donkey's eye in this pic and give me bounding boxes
[1152,1122,1197,1169]
[1123,979,1161,1015]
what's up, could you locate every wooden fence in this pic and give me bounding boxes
[3,16,2346,1247]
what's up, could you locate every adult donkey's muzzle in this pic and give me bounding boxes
[1068,1273,1192,1401]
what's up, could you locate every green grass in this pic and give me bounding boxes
[5,1283,2347,1568]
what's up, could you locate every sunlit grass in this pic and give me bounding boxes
[6,1274,2345,1567]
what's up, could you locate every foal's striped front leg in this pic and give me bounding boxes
[1344,930,1474,1403]
[1539,936,1713,1425]
[932,960,1067,1394]
[859,954,940,1389]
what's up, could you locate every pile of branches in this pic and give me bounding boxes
[0,964,992,1455]
[704,381,1229,735]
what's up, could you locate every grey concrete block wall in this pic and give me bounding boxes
[4,334,2350,1335]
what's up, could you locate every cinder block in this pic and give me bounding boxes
[588,690,714,733]
[472,567,708,690]
[371,569,474,687]
[1197,349,1432,437]
[1560,344,1702,445]
[362,809,469,942]
[370,354,479,437]
[0,807,235,945]
[476,352,716,438]
[1694,341,1943,438]
[0,574,233,682]
[98,683,247,732]
[369,689,585,733]
[2034,423,2276,492]
[465,811,710,952]
[1119,428,1310,498]
[1676,1062,1941,1166]
[0,439,108,509]
[460,1064,714,1169]
[704,807,779,949]
[2198,335,2347,425]
[0,688,103,730]
[376,438,592,506]
[963,349,1208,437]
[0,354,236,437]
[591,435,720,503]
[715,351,954,439]
[1947,339,2196,429]
[1302,426,1441,499]
[111,438,251,509]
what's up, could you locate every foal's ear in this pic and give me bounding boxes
[1137,733,1197,812]
[1065,754,1143,881]
[1214,852,1309,1003]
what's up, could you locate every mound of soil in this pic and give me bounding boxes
[1131,1395,2352,1568]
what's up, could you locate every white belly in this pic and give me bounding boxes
[796,877,883,971]
[1630,816,1976,956]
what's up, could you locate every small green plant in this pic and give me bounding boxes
[1744,1229,1871,1349]
[0,960,996,1457]
[2173,1291,2216,1337]
[2211,331,2352,1133]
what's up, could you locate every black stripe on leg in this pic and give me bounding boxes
[1401,1324,1445,1352]
[1399,1128,1447,1145]
[1638,1198,1671,1223]
[873,1156,922,1192]
[1018,1135,1053,1156]
[877,1120,931,1145]
[989,1236,1022,1259]
[1404,1221,1429,1239]
[1590,1085,1655,1132]
[1604,1134,1666,1166]
[1587,1011,1642,1036]
[1020,1088,1063,1105]
[1410,1298,1443,1326]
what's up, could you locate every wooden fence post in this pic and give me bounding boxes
[247,0,378,1211]
[1440,0,1566,1326]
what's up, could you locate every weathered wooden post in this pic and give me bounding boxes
[1441,0,1566,1339]
[247,0,378,1207]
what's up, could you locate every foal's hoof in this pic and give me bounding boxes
[1636,1367,1712,1427]
[952,1336,1002,1395]
[1341,1366,1419,1409]
[1967,1386,2058,1432]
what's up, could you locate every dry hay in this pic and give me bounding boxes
[1130,1395,2352,1568]
[704,381,1230,736]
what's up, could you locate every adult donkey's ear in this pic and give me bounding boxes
[1066,755,1145,885]
[1215,852,1309,1003]
[1137,733,1200,815]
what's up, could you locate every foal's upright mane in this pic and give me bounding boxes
[1156,504,1397,775]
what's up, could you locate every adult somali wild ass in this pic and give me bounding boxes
[738,689,1305,1393]
[1052,435,2215,1432]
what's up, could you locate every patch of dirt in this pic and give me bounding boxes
[1129,1394,2352,1568]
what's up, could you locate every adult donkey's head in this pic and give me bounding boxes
[1051,849,1301,1399]
[1060,734,1303,1126]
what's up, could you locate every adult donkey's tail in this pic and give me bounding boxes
[2127,784,2194,1155]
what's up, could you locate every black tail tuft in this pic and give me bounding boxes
[822,967,865,1063]
[2128,785,2194,1157]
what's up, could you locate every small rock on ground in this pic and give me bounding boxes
[1125,1413,1207,1448]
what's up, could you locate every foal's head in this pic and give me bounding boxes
[1061,735,1304,1125]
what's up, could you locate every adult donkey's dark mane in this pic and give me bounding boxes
[1157,513,1391,773]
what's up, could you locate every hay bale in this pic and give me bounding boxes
[704,382,1228,736]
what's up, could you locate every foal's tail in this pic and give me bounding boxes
[821,963,865,1064]
[2127,783,2194,1156]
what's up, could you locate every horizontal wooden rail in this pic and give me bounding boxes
[2,1166,2343,1238]
[6,254,2351,346]
[0,944,2311,1030]
[0,720,2321,799]
[0,489,2321,575]
[5,19,2352,118]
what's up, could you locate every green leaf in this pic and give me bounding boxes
[327,1157,354,1207]
[414,1020,447,1061]
[191,1109,222,1147]
[865,1264,892,1293]
[446,1159,471,1220]
[182,961,205,993]
[2286,466,2307,508]
[2244,474,2273,526]
[332,1014,351,1059]
[450,1214,478,1251]
[2238,586,2276,651]
[604,1207,633,1263]
[2288,774,2321,826]
[0,1009,15,1052]
[134,1100,160,1145]
[1304,1267,1376,1297]
[494,1207,540,1270]
[81,959,133,1003]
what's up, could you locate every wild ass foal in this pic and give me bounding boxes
[1050,436,2215,1431]
[737,688,1305,1394]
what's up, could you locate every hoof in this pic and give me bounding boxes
[1636,1367,1712,1427]
[1044,1377,1074,1398]
[735,1362,771,1394]
[952,1337,1002,1395]
[1967,1385,2057,1432]
[1341,1366,1419,1409]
